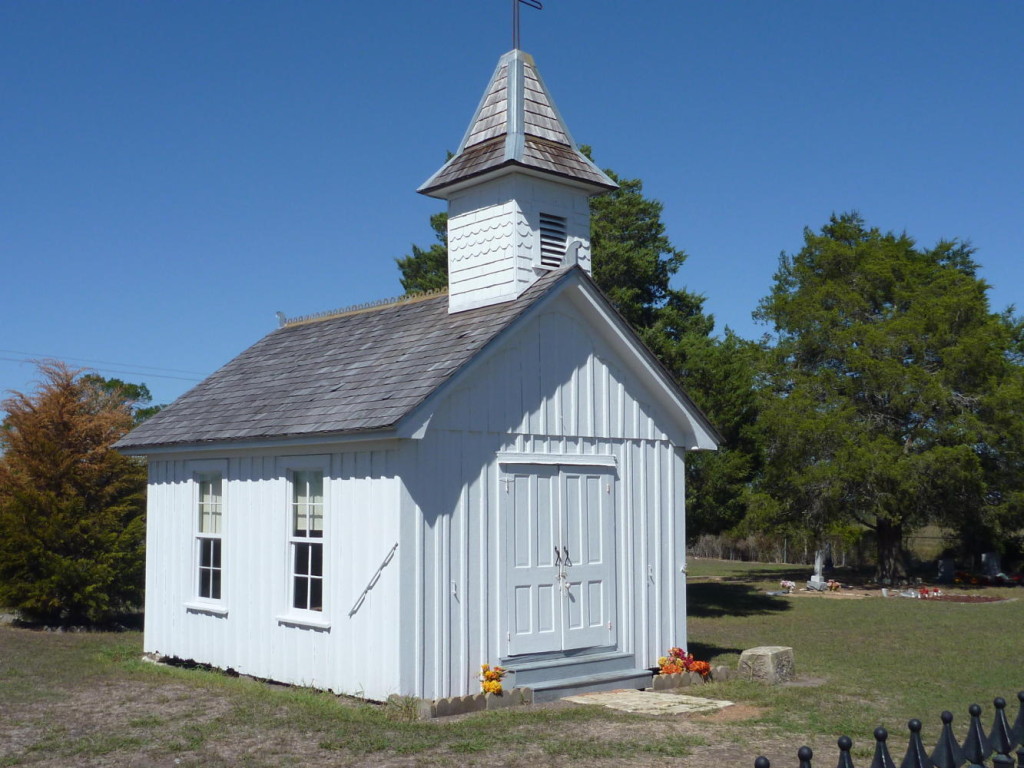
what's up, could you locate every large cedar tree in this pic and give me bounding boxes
[0,362,146,625]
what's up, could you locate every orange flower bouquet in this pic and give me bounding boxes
[480,663,507,695]
[657,647,711,679]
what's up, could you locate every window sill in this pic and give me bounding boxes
[184,601,229,616]
[276,613,331,631]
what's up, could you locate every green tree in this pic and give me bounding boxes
[82,374,164,425]
[683,330,764,538]
[396,211,449,294]
[0,362,147,624]
[752,213,1024,580]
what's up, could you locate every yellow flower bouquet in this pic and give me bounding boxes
[480,663,507,695]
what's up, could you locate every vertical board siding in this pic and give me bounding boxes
[144,448,401,701]
[425,301,690,682]
[673,447,688,648]
[406,429,684,699]
[435,308,672,444]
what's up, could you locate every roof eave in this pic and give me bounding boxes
[114,425,404,457]
[418,160,617,199]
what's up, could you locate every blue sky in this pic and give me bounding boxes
[2,1,1022,408]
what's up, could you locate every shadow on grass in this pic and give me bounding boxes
[695,563,876,586]
[687,640,745,660]
[687,581,793,618]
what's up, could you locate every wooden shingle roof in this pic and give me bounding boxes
[115,269,570,451]
[418,49,616,197]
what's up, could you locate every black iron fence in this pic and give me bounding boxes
[756,692,1024,768]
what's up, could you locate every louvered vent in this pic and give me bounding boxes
[538,213,568,269]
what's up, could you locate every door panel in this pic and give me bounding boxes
[507,469,561,655]
[561,471,616,650]
[505,465,617,656]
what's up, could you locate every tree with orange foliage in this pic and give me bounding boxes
[0,362,147,625]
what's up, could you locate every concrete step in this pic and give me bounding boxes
[505,651,637,687]
[527,668,654,703]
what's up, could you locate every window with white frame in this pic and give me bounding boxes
[196,471,223,600]
[289,469,324,612]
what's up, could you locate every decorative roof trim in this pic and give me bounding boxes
[280,289,448,328]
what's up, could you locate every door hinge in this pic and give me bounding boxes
[607,621,613,630]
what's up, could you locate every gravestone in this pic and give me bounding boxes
[807,549,827,591]
[738,646,795,684]
[936,558,956,584]
[981,552,1001,578]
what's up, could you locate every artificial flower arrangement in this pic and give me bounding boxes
[780,579,796,593]
[826,579,842,592]
[917,587,943,598]
[480,663,507,695]
[658,647,711,679]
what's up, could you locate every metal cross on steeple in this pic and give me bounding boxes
[513,0,543,50]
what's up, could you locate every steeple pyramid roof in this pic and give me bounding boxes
[419,49,617,198]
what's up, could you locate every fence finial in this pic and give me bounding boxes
[837,736,855,768]
[871,727,896,768]
[1012,692,1024,747]
[989,698,1015,758]
[930,711,966,768]
[755,756,771,768]
[963,703,992,767]
[798,746,814,768]
[900,719,933,768]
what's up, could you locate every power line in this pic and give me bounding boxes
[0,356,204,383]
[0,348,208,377]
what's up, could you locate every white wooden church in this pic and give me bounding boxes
[116,48,720,703]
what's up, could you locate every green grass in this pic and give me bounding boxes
[686,558,1024,743]
[2,566,1022,766]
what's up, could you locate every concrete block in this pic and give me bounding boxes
[652,672,686,691]
[450,696,475,716]
[738,646,795,684]
[485,691,513,710]
[433,697,452,717]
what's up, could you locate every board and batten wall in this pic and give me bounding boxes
[398,305,691,699]
[144,447,402,700]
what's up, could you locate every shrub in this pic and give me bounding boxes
[0,362,146,625]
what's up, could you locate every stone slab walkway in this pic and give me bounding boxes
[563,689,735,715]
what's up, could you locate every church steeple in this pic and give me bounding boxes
[420,50,617,313]
[420,49,616,198]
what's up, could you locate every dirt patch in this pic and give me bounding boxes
[783,588,1013,603]
[694,703,764,723]
[785,590,867,599]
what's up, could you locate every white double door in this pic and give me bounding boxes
[504,464,617,656]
